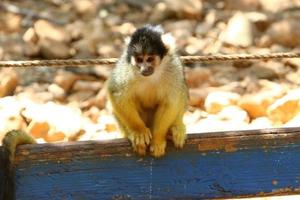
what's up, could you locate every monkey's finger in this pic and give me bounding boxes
[150,141,166,157]
[135,145,146,156]
[144,133,151,145]
[171,126,186,148]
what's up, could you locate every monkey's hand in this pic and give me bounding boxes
[171,124,186,149]
[128,128,151,156]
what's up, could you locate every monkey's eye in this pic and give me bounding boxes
[146,57,154,62]
[136,57,143,63]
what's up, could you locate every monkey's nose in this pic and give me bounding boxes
[140,66,154,76]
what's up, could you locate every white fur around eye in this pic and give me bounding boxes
[161,33,176,52]
[124,37,131,45]
[130,56,136,66]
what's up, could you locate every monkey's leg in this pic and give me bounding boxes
[111,100,151,156]
[170,111,186,148]
[114,115,145,154]
[150,103,178,157]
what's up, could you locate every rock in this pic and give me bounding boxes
[195,22,213,37]
[189,88,211,108]
[72,0,98,18]
[267,89,300,125]
[286,70,300,85]
[94,86,107,109]
[65,21,85,41]
[93,66,113,80]
[149,2,168,22]
[23,28,39,44]
[183,109,203,126]
[246,62,280,79]
[112,23,136,36]
[204,91,241,114]
[185,67,213,88]
[220,12,253,47]
[191,115,248,133]
[226,0,260,11]
[27,121,50,139]
[185,37,207,55]
[0,12,22,33]
[0,68,19,97]
[34,20,71,43]
[0,47,3,60]
[258,35,272,47]
[47,84,65,100]
[44,129,66,142]
[212,65,240,85]
[72,38,94,58]
[23,42,40,57]
[284,114,300,128]
[54,70,79,92]
[16,84,54,103]
[67,90,95,103]
[239,94,271,119]
[97,44,116,57]
[259,0,300,12]
[285,58,300,69]
[96,112,118,132]
[249,117,273,129]
[39,38,74,59]
[72,80,103,92]
[245,12,270,32]
[23,102,83,142]
[83,106,101,123]
[165,0,203,19]
[266,19,300,47]
[217,106,249,123]
[239,81,286,118]
[165,20,196,47]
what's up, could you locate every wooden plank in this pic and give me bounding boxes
[1,127,300,199]
[0,149,3,197]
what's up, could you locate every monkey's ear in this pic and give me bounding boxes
[161,33,176,53]
[124,37,131,45]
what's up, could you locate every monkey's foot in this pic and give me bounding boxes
[150,141,166,157]
[133,144,147,156]
[131,128,151,156]
[171,125,186,148]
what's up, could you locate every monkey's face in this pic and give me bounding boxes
[131,54,161,76]
[126,25,168,77]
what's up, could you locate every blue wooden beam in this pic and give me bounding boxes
[1,127,300,199]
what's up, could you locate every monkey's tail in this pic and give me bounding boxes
[1,130,36,200]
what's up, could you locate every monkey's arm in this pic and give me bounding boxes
[1,130,36,200]
[108,92,151,155]
[150,96,186,157]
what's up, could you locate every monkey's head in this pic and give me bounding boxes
[126,25,168,76]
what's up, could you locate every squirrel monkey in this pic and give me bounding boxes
[107,25,188,157]
[1,130,36,200]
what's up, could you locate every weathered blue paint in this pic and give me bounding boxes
[14,144,300,200]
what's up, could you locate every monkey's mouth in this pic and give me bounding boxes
[140,67,154,76]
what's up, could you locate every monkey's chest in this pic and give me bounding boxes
[134,81,164,109]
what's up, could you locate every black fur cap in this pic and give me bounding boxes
[126,25,167,63]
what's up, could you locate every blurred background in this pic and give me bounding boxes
[0,0,300,144]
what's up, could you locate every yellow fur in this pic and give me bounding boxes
[107,35,188,157]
